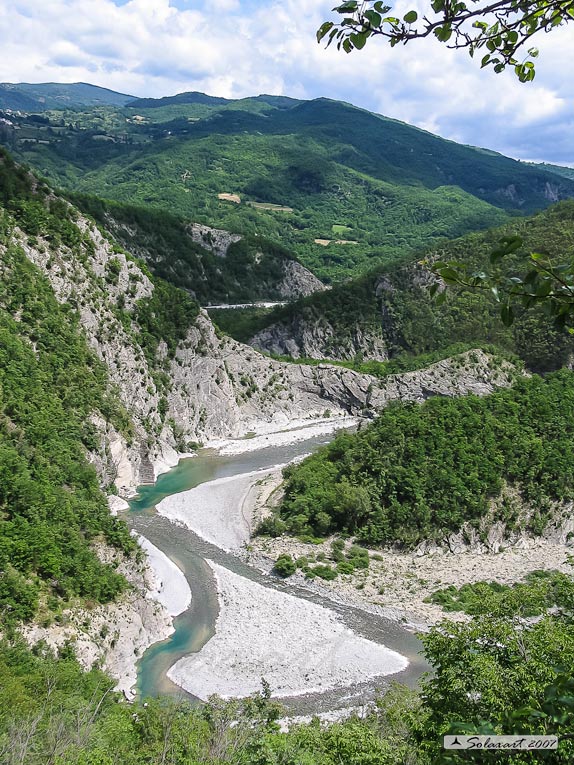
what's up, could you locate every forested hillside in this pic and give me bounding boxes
[275,370,574,547]
[0,150,136,624]
[242,201,574,372]
[4,92,574,281]
[69,194,325,304]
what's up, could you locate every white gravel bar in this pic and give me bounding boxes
[167,562,408,700]
[137,534,192,616]
[207,417,359,455]
[156,467,280,551]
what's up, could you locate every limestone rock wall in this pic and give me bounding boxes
[250,315,388,362]
[277,260,327,299]
[17,210,516,498]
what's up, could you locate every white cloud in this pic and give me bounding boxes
[0,0,572,163]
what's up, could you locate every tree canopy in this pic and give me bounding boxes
[428,234,574,329]
[319,0,574,81]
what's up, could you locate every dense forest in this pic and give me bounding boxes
[69,194,306,305]
[234,201,574,372]
[0,150,138,624]
[9,93,574,282]
[274,371,574,547]
[0,147,203,626]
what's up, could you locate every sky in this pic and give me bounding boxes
[1,0,573,165]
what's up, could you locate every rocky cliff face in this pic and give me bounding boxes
[250,314,388,361]
[21,541,173,700]
[187,223,326,300]
[277,260,327,300]
[493,178,569,207]
[13,207,516,499]
[165,320,514,446]
[188,222,242,257]
[248,261,438,363]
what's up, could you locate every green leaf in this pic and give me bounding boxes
[334,1,359,12]
[317,21,334,42]
[535,281,553,298]
[434,24,452,42]
[350,31,368,49]
[364,9,382,27]
[435,291,447,306]
[403,10,418,23]
[500,304,515,326]
[436,267,461,284]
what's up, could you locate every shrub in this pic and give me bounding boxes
[309,564,338,581]
[347,545,370,570]
[273,554,296,578]
[256,516,286,538]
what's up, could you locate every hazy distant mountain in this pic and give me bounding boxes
[5,85,574,281]
[0,82,136,111]
[528,161,574,182]
[127,91,302,110]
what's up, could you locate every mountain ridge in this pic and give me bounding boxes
[0,81,136,111]
[4,84,574,282]
[241,201,574,372]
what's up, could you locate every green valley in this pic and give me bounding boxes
[1,72,574,765]
[3,92,574,282]
[238,201,574,372]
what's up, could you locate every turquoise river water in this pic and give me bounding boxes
[126,432,430,716]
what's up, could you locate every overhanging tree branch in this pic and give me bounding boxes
[318,0,574,80]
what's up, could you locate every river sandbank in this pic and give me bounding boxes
[136,534,192,616]
[156,467,282,551]
[206,416,359,455]
[167,561,408,700]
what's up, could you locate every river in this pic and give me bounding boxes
[126,429,430,717]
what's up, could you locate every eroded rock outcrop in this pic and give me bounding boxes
[21,543,173,699]
[14,209,517,499]
[277,260,327,299]
[188,222,242,257]
[251,315,388,361]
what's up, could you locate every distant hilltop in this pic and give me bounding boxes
[0,82,136,111]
